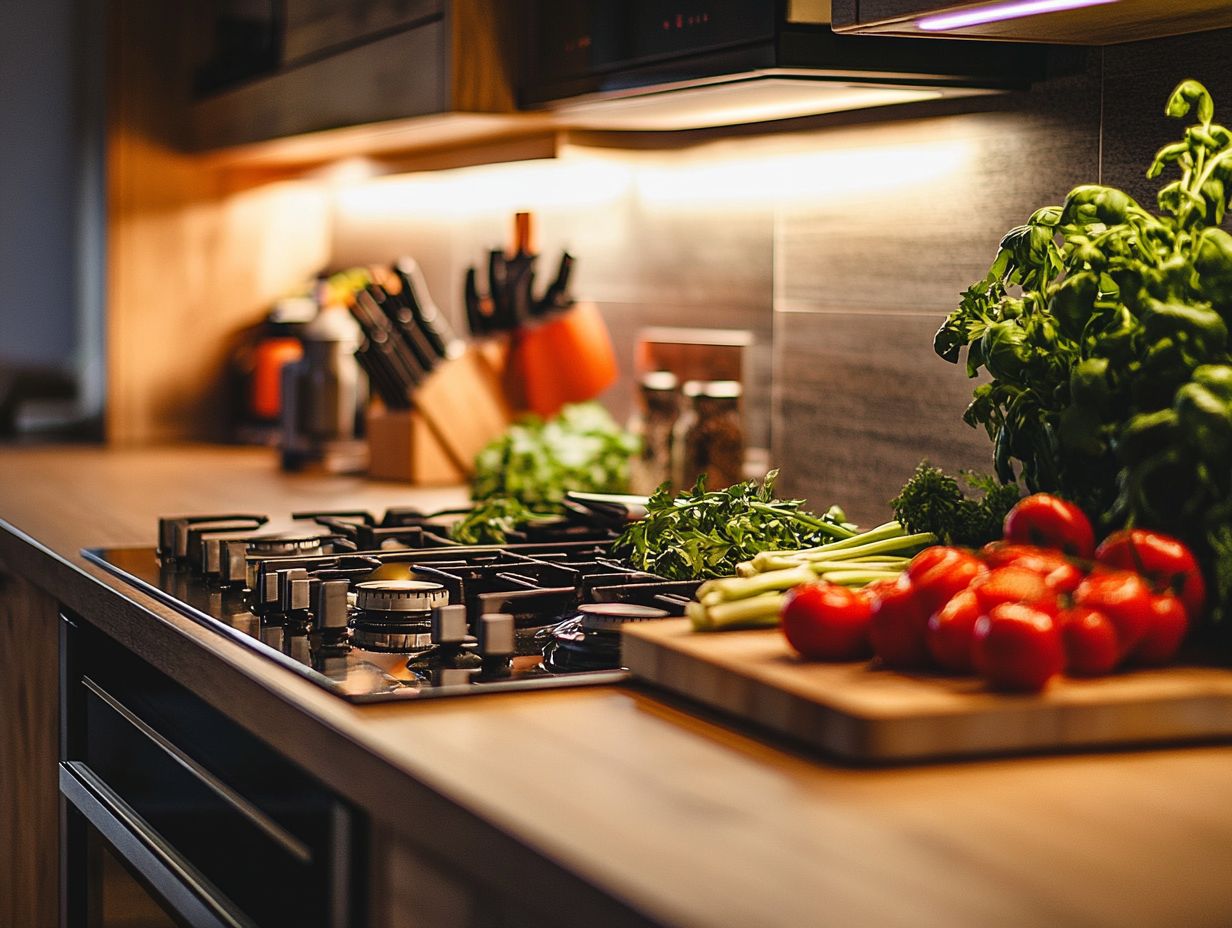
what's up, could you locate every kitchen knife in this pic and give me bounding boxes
[504,211,537,327]
[354,336,410,409]
[533,251,575,317]
[487,249,511,331]
[464,266,488,337]
[394,257,461,359]
[368,282,437,372]
[350,291,423,402]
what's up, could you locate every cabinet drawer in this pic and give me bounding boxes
[62,615,361,928]
[284,0,443,63]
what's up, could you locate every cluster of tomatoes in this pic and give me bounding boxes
[780,494,1207,691]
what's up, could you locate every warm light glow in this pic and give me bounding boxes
[334,157,635,218]
[552,80,943,131]
[332,131,973,226]
[307,156,381,185]
[633,138,973,207]
[917,0,1118,31]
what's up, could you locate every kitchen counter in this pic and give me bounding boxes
[3,444,1232,928]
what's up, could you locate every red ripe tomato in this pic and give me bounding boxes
[1095,529,1207,621]
[926,588,981,673]
[1130,593,1189,667]
[1057,606,1119,676]
[867,578,932,669]
[980,543,1084,594]
[906,546,985,614]
[1072,570,1154,658]
[1002,493,1096,559]
[980,542,1056,567]
[781,582,873,662]
[972,603,1064,692]
[969,566,1055,614]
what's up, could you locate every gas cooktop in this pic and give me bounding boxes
[83,506,696,702]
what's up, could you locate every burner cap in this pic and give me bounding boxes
[355,580,448,614]
[577,603,670,631]
[249,533,326,557]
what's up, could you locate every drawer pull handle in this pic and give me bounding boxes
[81,675,313,865]
[61,761,255,928]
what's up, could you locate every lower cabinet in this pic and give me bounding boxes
[60,614,365,927]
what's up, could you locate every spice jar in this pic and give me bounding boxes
[673,380,744,490]
[628,371,681,495]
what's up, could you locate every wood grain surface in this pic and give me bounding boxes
[3,446,1232,927]
[624,619,1232,762]
[0,559,60,928]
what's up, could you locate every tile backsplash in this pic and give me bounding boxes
[330,27,1232,520]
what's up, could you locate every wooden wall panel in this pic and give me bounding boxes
[106,0,331,445]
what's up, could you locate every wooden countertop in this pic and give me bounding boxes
[3,444,1232,928]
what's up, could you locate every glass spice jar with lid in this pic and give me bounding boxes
[628,371,681,495]
[673,380,744,490]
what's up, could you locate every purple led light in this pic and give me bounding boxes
[917,0,1118,31]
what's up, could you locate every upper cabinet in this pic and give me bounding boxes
[188,0,540,157]
[831,0,1232,45]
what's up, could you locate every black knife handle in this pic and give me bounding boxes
[395,257,459,357]
[369,284,437,371]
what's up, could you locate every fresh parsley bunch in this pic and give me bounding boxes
[612,470,853,581]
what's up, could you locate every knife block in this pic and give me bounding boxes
[366,346,512,483]
[365,406,467,485]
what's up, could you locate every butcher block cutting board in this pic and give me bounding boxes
[622,619,1232,763]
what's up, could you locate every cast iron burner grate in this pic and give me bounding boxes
[83,505,695,702]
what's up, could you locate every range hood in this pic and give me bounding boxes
[521,0,1053,131]
[830,0,1232,45]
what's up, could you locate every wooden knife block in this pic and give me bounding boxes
[366,407,465,485]
[366,346,511,484]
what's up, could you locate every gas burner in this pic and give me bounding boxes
[540,603,672,674]
[577,603,671,630]
[350,580,449,654]
[248,532,331,558]
[354,579,449,613]
[84,503,698,702]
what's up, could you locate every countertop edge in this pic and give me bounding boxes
[0,517,667,928]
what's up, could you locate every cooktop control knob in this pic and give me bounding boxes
[431,604,469,646]
[355,580,448,614]
[314,579,351,631]
[477,613,515,659]
[221,539,249,587]
[277,568,311,613]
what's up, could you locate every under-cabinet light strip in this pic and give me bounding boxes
[917,0,1118,31]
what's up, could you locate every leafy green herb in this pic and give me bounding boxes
[934,79,1232,616]
[890,463,1021,548]
[612,470,856,581]
[471,402,639,510]
[450,497,546,545]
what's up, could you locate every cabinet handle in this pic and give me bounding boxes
[81,675,314,865]
[60,761,256,928]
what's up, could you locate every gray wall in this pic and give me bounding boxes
[329,27,1232,525]
[0,0,105,429]
[0,0,78,365]
[771,28,1232,524]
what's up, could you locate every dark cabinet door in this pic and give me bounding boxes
[60,614,363,928]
